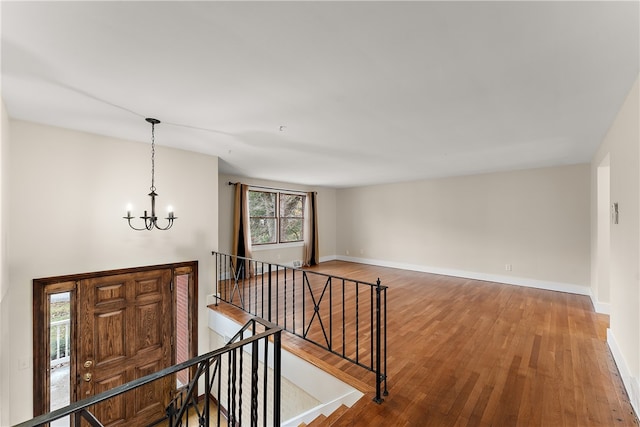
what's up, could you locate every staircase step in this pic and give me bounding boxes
[325,393,378,427]
[323,404,349,426]
[300,396,375,427]
[303,414,327,427]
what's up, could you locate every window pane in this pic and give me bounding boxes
[249,190,277,244]
[175,273,190,389]
[280,218,304,242]
[50,292,71,427]
[250,218,277,244]
[249,191,276,217]
[280,194,304,218]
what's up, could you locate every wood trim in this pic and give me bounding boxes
[32,280,47,417]
[189,263,198,384]
[33,280,76,417]
[33,261,197,285]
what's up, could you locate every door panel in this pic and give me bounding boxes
[77,269,172,426]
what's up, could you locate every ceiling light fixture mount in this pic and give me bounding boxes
[123,118,177,231]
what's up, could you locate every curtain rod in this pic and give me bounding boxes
[227,181,316,195]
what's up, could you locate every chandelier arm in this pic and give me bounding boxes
[124,216,154,231]
[152,219,175,231]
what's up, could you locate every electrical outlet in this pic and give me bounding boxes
[505,264,512,272]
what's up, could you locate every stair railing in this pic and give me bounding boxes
[17,317,282,427]
[212,251,388,403]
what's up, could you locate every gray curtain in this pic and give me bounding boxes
[303,192,319,266]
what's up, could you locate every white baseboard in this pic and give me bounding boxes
[334,255,590,296]
[607,329,640,418]
[319,255,337,263]
[589,294,611,315]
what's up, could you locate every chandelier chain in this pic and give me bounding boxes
[150,121,156,192]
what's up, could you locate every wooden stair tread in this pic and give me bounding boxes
[326,393,379,427]
[304,414,327,427]
[323,404,349,425]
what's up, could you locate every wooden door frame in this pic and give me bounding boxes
[33,261,198,417]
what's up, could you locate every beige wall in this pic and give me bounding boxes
[1,100,10,426]
[591,75,640,415]
[336,164,591,292]
[218,174,336,265]
[3,120,219,424]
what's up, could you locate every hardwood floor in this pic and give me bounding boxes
[212,261,639,426]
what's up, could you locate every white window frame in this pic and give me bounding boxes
[248,187,306,248]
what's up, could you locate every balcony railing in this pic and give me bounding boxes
[212,252,388,403]
[17,317,282,427]
[50,318,70,367]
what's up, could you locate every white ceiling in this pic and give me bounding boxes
[2,1,638,188]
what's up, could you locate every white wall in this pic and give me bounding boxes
[218,174,336,265]
[336,164,591,293]
[4,120,219,424]
[1,99,11,426]
[592,75,640,415]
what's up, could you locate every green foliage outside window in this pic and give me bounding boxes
[280,193,304,242]
[248,191,277,244]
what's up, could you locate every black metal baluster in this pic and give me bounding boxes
[292,269,296,334]
[227,352,233,426]
[262,328,269,425]
[355,281,360,365]
[260,263,264,319]
[251,337,259,427]
[273,330,282,427]
[302,271,306,338]
[217,355,222,427]
[373,278,384,404]
[370,285,374,370]
[276,266,279,325]
[329,277,333,351]
[342,279,346,358]
[203,359,210,427]
[239,343,244,426]
[384,286,388,396]
[267,264,272,322]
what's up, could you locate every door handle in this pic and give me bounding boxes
[84,360,93,368]
[83,373,92,382]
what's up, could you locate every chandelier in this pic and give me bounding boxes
[123,118,177,230]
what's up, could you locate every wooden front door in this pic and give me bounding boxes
[77,269,173,426]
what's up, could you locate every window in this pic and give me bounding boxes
[280,193,304,242]
[248,190,305,245]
